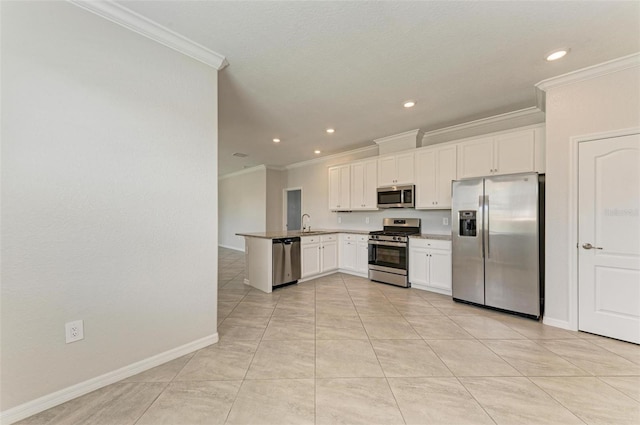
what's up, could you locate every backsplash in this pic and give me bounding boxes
[334,209,451,234]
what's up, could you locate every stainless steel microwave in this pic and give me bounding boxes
[377,185,415,208]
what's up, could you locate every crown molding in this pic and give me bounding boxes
[285,145,378,170]
[373,129,424,145]
[421,107,543,139]
[68,0,228,70]
[535,52,640,92]
[218,165,267,180]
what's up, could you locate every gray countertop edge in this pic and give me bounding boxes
[410,234,452,241]
[237,229,373,239]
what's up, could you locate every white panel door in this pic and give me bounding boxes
[578,133,640,343]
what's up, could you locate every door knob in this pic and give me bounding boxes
[582,243,603,250]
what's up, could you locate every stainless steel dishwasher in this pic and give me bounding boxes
[272,237,301,287]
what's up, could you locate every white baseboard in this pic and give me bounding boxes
[542,317,574,331]
[337,269,368,279]
[0,333,218,425]
[298,270,338,283]
[219,244,244,252]
[412,285,452,296]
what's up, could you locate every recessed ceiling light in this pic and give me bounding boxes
[272,138,280,143]
[326,128,335,134]
[403,100,416,108]
[546,49,569,61]
[314,150,321,154]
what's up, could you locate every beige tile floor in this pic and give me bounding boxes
[18,247,640,424]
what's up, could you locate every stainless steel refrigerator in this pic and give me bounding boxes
[452,172,544,319]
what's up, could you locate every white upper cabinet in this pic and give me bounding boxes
[494,130,536,175]
[350,159,378,210]
[415,145,457,209]
[457,137,494,179]
[328,165,350,211]
[378,152,415,186]
[457,127,543,179]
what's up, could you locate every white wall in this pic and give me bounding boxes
[218,167,267,250]
[1,1,219,413]
[543,64,640,328]
[266,168,286,232]
[286,148,377,230]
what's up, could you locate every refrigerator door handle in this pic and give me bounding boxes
[479,195,485,259]
[486,195,490,259]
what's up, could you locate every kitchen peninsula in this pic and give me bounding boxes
[238,229,451,294]
[238,230,371,293]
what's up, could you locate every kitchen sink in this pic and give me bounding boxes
[299,231,326,235]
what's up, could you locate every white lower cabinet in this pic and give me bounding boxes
[339,234,369,276]
[302,234,338,278]
[409,238,452,295]
[356,240,369,275]
[322,236,338,272]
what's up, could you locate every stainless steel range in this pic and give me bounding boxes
[368,218,421,287]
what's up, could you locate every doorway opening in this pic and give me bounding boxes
[284,188,302,231]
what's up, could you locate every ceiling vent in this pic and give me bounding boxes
[232,152,248,158]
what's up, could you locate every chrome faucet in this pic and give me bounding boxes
[301,214,311,232]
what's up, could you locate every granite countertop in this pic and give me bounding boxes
[237,229,373,239]
[410,233,452,241]
[238,230,451,240]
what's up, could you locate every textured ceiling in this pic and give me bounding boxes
[118,1,640,176]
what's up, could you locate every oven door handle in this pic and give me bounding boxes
[368,240,406,247]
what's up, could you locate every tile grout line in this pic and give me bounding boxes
[522,376,589,425]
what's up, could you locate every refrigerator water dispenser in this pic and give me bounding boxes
[459,211,477,237]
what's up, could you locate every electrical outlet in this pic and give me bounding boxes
[365,217,370,224]
[65,320,84,344]
[443,217,449,226]
[338,216,342,224]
